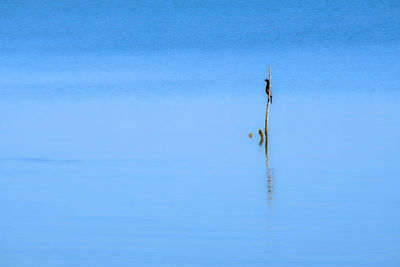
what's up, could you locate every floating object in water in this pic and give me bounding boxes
[249,133,254,138]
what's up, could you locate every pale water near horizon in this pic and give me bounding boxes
[1,46,400,266]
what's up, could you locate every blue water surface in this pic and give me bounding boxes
[0,1,400,266]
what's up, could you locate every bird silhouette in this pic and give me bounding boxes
[264,79,272,104]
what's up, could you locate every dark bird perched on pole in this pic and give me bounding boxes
[264,79,272,104]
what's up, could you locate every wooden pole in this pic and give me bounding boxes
[265,132,269,163]
[265,66,271,134]
[265,100,270,134]
[269,66,271,89]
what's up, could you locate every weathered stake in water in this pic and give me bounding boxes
[258,129,264,146]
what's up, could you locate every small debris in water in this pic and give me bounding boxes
[249,133,254,138]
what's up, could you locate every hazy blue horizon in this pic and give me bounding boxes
[1,0,399,54]
[1,0,399,99]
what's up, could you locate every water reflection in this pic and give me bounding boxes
[265,132,274,217]
[255,125,274,218]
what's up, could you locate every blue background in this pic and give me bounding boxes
[0,1,399,266]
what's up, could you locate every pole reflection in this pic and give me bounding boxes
[265,132,274,217]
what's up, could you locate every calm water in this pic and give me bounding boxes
[1,47,400,266]
[1,1,400,266]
